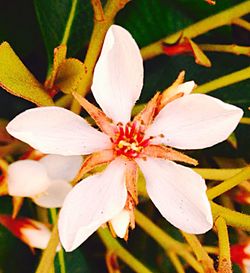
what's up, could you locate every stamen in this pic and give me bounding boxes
[112,122,151,159]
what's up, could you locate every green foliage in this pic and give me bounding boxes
[0,42,54,106]
[54,250,91,273]
[34,0,93,65]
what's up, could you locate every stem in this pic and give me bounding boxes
[215,217,232,273]
[211,201,250,231]
[61,0,78,45]
[199,44,250,56]
[55,94,72,108]
[50,209,66,273]
[240,117,250,125]
[141,1,250,60]
[193,168,242,180]
[232,18,250,31]
[134,210,204,273]
[167,252,185,273]
[91,0,105,21]
[207,166,250,199]
[181,232,216,273]
[35,223,60,273]
[193,66,250,94]
[97,228,153,273]
[70,0,130,113]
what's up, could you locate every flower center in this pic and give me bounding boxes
[112,122,150,159]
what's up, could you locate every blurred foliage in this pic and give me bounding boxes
[0,0,249,272]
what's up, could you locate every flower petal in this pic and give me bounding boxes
[33,180,72,208]
[58,158,127,251]
[6,106,112,156]
[8,160,50,197]
[177,81,196,95]
[21,220,54,249]
[146,94,243,149]
[39,154,83,181]
[111,209,130,238]
[91,25,143,124]
[137,157,213,234]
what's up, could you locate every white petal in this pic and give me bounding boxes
[177,81,196,95]
[39,154,83,181]
[8,160,50,197]
[33,180,72,208]
[137,157,213,234]
[21,221,53,249]
[146,94,243,149]
[58,158,127,251]
[91,25,143,124]
[111,209,130,238]
[6,106,112,156]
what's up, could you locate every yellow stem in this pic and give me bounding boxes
[193,66,250,94]
[55,94,72,108]
[98,228,153,273]
[240,117,250,125]
[232,18,250,31]
[203,246,219,255]
[181,232,216,273]
[141,1,250,60]
[35,223,60,273]
[215,217,232,273]
[91,0,105,21]
[193,168,242,180]
[50,209,66,273]
[0,158,8,173]
[211,201,250,231]
[167,251,185,273]
[70,0,130,113]
[134,209,204,273]
[199,44,250,56]
[207,166,250,199]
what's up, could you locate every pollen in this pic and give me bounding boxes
[112,122,150,158]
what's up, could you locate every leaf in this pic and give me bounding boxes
[54,250,91,273]
[187,38,211,67]
[0,42,54,106]
[45,45,67,89]
[34,0,93,65]
[55,58,86,94]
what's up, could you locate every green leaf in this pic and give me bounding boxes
[0,42,54,106]
[54,250,91,273]
[55,58,86,94]
[34,0,93,65]
[116,0,193,47]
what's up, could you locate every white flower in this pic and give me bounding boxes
[6,25,243,252]
[0,215,57,250]
[7,154,82,208]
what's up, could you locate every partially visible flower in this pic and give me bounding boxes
[0,214,55,250]
[7,154,82,208]
[231,241,250,273]
[6,25,243,252]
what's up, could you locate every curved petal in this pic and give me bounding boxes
[137,157,213,234]
[58,158,127,251]
[8,160,50,197]
[33,179,72,208]
[146,94,243,149]
[111,209,130,238]
[91,25,143,124]
[6,106,112,156]
[21,220,54,249]
[177,81,196,95]
[39,154,83,181]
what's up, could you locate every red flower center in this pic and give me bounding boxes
[112,122,150,159]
